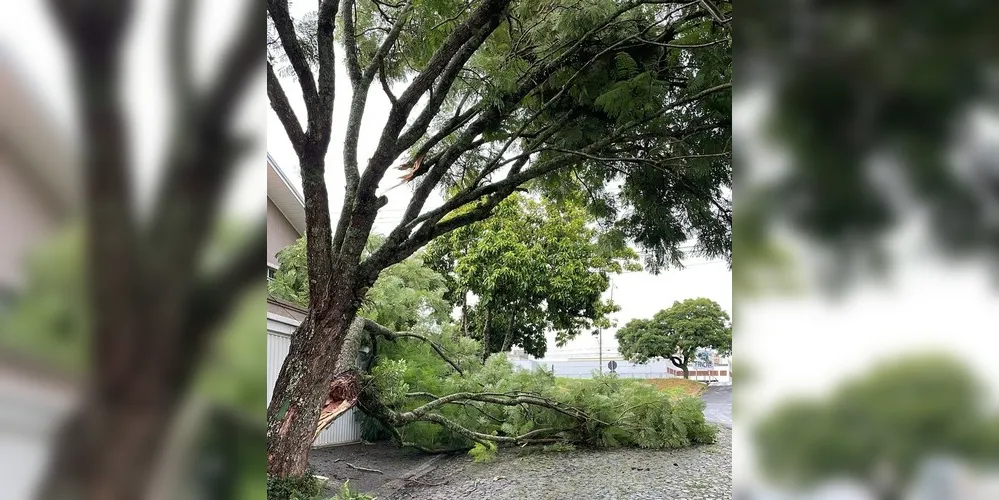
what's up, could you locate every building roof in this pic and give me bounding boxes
[0,45,77,217]
[267,153,306,235]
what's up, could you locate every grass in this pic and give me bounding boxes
[553,376,706,399]
[642,378,707,397]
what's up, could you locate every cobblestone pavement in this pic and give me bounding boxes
[386,426,732,500]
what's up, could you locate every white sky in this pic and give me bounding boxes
[265,3,732,360]
[0,0,265,221]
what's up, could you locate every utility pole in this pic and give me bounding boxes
[599,280,616,374]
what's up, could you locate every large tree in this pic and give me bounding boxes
[615,297,731,378]
[425,194,640,359]
[266,0,731,478]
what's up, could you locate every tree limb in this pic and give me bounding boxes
[184,223,266,345]
[340,0,362,85]
[168,0,194,113]
[378,61,398,105]
[355,0,514,201]
[361,319,464,375]
[312,0,339,145]
[266,0,319,108]
[268,61,307,155]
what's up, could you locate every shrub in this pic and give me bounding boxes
[266,472,324,500]
[364,331,718,453]
[331,480,374,500]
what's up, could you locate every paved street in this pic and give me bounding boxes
[701,384,732,428]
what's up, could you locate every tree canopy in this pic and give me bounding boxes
[266,0,731,478]
[268,0,732,280]
[615,297,731,377]
[425,194,640,358]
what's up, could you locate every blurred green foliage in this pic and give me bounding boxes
[740,1,999,287]
[755,354,999,496]
[0,224,266,499]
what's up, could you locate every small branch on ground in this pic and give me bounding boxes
[345,463,384,474]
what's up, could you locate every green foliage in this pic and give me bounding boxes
[331,480,374,500]
[369,334,717,453]
[0,226,87,369]
[273,1,731,274]
[270,234,452,331]
[266,473,324,500]
[469,441,499,463]
[755,354,999,491]
[268,236,309,306]
[615,298,732,370]
[425,195,639,358]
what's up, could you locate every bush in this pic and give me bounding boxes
[266,473,324,500]
[331,480,374,500]
[364,331,717,453]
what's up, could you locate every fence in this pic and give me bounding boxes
[512,358,731,383]
[267,310,362,447]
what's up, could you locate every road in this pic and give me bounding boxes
[701,384,732,428]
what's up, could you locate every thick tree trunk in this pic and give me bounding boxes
[682,365,690,379]
[35,396,176,500]
[265,297,357,478]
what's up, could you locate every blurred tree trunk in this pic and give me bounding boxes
[35,1,262,498]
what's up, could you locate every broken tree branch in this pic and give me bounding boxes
[361,319,464,375]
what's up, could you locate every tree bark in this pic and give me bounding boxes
[458,291,469,341]
[500,310,516,353]
[265,297,357,478]
[480,307,492,362]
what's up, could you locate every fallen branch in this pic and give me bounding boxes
[345,463,384,474]
[405,477,448,487]
[361,318,465,375]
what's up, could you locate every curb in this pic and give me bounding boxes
[373,453,449,498]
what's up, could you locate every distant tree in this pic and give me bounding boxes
[425,194,639,360]
[755,354,999,500]
[615,297,731,378]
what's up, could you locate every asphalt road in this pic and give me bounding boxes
[701,384,732,428]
